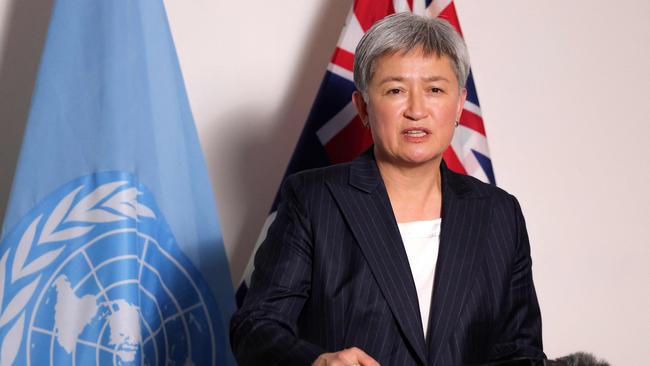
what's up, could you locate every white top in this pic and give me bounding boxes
[397,218,441,336]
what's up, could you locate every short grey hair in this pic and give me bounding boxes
[353,12,470,98]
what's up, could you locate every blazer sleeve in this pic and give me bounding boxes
[489,195,546,361]
[230,175,326,366]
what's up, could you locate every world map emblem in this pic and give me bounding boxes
[0,172,227,365]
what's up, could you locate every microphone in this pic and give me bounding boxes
[470,352,609,366]
[553,352,610,366]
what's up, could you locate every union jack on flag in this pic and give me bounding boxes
[236,0,494,306]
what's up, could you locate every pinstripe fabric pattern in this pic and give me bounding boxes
[230,150,544,365]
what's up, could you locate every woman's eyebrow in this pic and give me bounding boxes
[421,75,450,82]
[377,76,405,84]
[377,75,450,84]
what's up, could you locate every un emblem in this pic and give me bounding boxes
[0,172,224,365]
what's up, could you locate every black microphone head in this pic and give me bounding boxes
[554,352,610,366]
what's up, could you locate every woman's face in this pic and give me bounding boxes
[353,49,466,168]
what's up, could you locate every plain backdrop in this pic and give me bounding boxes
[1,0,649,364]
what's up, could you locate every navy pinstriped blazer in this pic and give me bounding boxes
[231,150,545,365]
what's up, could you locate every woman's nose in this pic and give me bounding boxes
[404,92,427,121]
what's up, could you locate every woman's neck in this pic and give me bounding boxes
[376,156,443,223]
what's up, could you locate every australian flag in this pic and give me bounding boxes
[237,0,495,306]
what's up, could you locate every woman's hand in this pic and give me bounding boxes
[311,347,380,366]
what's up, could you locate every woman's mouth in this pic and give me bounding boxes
[402,128,431,140]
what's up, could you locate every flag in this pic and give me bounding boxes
[0,0,236,365]
[237,0,494,306]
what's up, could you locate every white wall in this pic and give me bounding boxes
[451,2,650,364]
[1,0,648,364]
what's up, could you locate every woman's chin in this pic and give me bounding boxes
[375,145,443,167]
[395,152,441,167]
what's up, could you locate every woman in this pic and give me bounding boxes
[231,12,544,366]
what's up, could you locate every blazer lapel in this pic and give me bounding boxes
[426,163,490,365]
[326,151,428,365]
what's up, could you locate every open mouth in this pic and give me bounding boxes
[402,128,431,138]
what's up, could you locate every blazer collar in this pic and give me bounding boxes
[342,148,490,365]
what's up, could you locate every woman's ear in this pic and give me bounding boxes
[352,91,369,127]
[456,87,467,122]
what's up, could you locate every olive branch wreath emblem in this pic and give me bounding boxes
[0,180,155,365]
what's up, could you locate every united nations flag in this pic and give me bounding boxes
[0,0,236,365]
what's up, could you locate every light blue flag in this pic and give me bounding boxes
[0,0,236,365]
